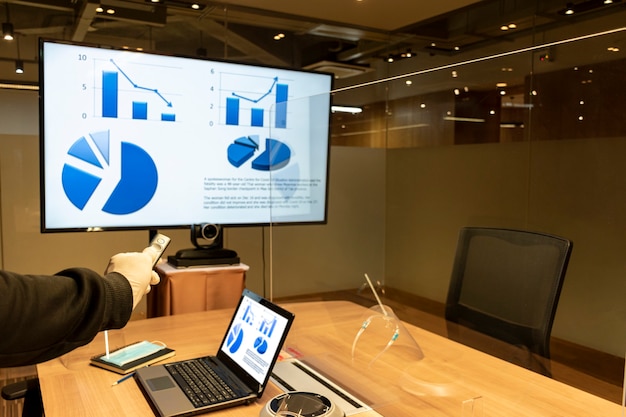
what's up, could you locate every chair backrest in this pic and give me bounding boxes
[445,227,572,359]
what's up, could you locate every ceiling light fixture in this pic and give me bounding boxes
[2,22,12,40]
[444,116,485,123]
[144,0,205,10]
[2,2,13,41]
[0,82,38,90]
[384,49,416,63]
[14,33,23,73]
[331,105,362,114]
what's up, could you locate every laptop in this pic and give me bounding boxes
[135,289,295,417]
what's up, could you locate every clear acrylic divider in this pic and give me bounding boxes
[266,90,331,302]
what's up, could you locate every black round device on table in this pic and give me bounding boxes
[259,392,344,417]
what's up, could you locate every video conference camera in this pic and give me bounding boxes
[168,223,239,267]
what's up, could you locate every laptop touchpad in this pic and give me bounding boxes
[147,376,176,391]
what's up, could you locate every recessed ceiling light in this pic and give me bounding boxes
[500,25,509,31]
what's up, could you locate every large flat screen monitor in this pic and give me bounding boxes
[39,39,333,232]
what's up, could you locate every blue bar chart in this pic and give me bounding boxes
[102,71,118,118]
[222,74,289,128]
[100,59,176,122]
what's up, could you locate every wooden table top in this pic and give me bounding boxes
[37,300,623,416]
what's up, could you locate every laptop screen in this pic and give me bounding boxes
[219,291,291,384]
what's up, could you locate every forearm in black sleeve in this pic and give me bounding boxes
[0,268,133,367]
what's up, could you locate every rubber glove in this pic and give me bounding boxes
[105,246,161,309]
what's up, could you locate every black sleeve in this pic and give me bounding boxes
[0,268,133,367]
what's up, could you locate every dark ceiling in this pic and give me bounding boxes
[0,0,625,86]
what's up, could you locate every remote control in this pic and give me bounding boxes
[149,233,171,267]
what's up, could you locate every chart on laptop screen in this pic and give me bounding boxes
[221,295,289,383]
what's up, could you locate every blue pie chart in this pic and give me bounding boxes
[62,130,158,215]
[227,323,244,354]
[226,136,290,171]
[252,138,291,171]
[253,337,268,354]
[227,135,259,167]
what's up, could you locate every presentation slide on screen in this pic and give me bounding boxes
[220,296,289,384]
[41,41,332,230]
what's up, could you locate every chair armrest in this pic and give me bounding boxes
[1,378,39,401]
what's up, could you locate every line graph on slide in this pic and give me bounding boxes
[95,59,178,122]
[220,72,289,129]
[231,76,278,104]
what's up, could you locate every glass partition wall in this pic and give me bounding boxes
[263,2,626,406]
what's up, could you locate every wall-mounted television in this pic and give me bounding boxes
[39,39,333,233]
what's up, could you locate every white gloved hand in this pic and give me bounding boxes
[105,246,161,310]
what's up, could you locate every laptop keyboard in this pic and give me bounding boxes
[166,360,237,408]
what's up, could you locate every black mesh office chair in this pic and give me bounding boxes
[445,227,572,375]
